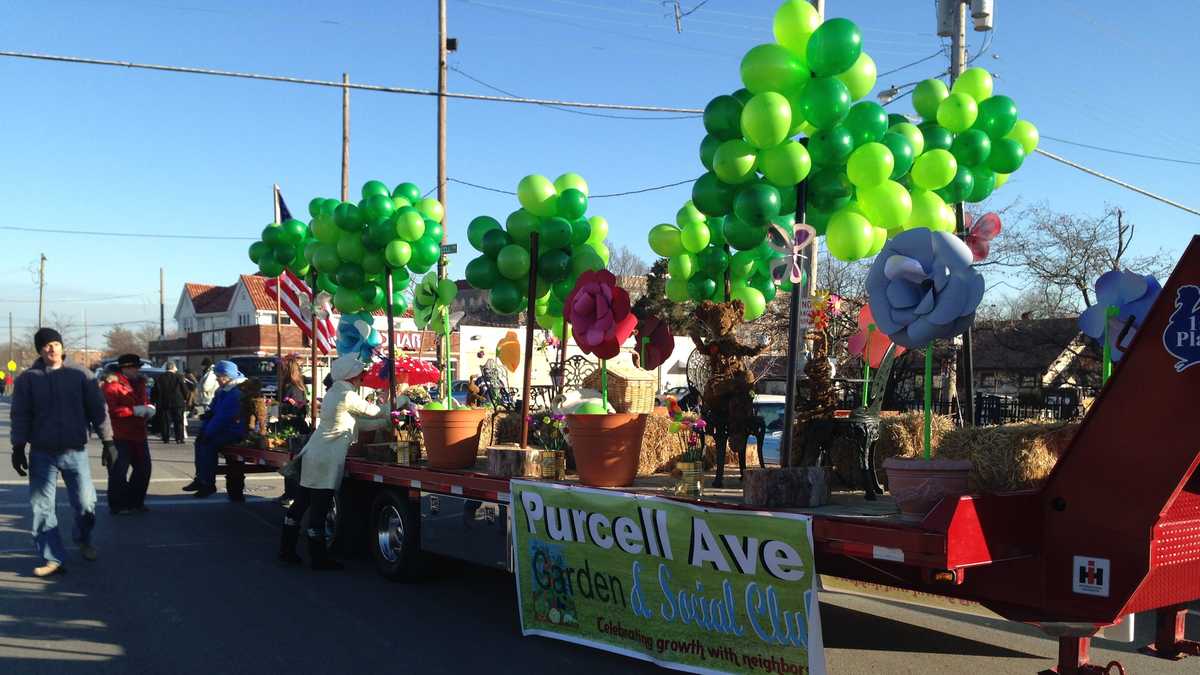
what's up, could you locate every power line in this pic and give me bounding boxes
[878,50,945,78]
[1041,135,1200,167]
[0,225,256,241]
[448,176,693,198]
[1035,148,1200,217]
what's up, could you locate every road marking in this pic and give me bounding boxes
[0,475,282,487]
[0,496,274,509]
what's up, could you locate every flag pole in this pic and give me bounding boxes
[309,269,320,429]
[273,184,283,362]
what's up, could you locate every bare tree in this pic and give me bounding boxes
[44,311,80,345]
[606,244,649,278]
[104,324,160,357]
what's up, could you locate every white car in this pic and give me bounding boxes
[749,394,787,465]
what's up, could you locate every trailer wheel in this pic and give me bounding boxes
[370,490,422,581]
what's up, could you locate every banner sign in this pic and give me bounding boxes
[512,480,825,674]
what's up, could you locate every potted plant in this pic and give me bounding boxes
[528,411,568,480]
[670,406,706,497]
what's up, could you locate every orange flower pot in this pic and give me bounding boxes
[883,457,971,521]
[567,413,647,487]
[421,408,488,469]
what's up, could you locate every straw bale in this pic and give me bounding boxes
[935,421,1078,492]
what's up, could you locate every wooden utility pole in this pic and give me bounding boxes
[37,253,46,328]
[800,0,823,301]
[948,0,976,425]
[436,0,451,389]
[342,73,350,201]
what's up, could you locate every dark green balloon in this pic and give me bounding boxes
[806,17,863,77]
[392,182,421,204]
[807,206,832,236]
[724,214,769,251]
[880,132,915,180]
[556,189,588,221]
[411,236,441,267]
[691,171,737,217]
[261,224,283,246]
[319,198,339,218]
[843,101,889,147]
[308,198,325,219]
[700,134,722,171]
[273,243,299,267]
[465,255,499,289]
[807,168,854,212]
[950,129,992,166]
[335,262,365,290]
[570,218,591,246]
[489,280,524,315]
[316,273,339,295]
[733,183,782,226]
[703,95,744,141]
[538,249,572,282]
[987,137,1025,174]
[975,95,1019,140]
[390,291,409,315]
[248,241,269,264]
[777,185,797,215]
[808,126,854,167]
[699,246,730,276]
[799,77,851,130]
[687,275,717,302]
[363,220,394,250]
[731,88,754,105]
[708,215,727,245]
[390,266,411,289]
[361,194,395,225]
[887,113,910,128]
[258,259,284,278]
[552,278,574,302]
[313,244,341,273]
[942,164,976,204]
[361,251,386,276]
[918,122,954,152]
[467,215,501,251]
[361,180,391,200]
[966,165,996,203]
[539,217,573,250]
[481,228,513,258]
[750,272,777,302]
[359,283,386,312]
[334,203,363,232]
[424,220,445,244]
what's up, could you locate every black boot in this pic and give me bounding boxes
[306,535,343,571]
[278,524,302,565]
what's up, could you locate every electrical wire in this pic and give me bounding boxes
[1034,148,1200,217]
[878,50,945,78]
[1040,136,1200,167]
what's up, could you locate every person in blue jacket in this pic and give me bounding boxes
[183,360,245,498]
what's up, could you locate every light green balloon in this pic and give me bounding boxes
[591,241,610,266]
[506,209,539,245]
[553,172,589,197]
[858,180,912,230]
[586,215,608,243]
[732,285,767,321]
[910,149,958,190]
[835,52,877,100]
[680,221,711,254]
[712,139,759,184]
[846,142,894,188]
[772,0,820,57]
[676,201,706,228]
[666,276,690,302]
[908,189,954,232]
[825,209,876,261]
[394,208,426,242]
[740,92,792,149]
[1005,119,1040,154]
[759,141,812,188]
[937,93,979,133]
[312,215,341,244]
[668,253,697,280]
[417,197,444,224]
[912,79,949,120]
[740,43,808,95]
[951,67,993,103]
[729,249,757,279]
[890,122,925,156]
[649,224,684,257]
[517,174,558,217]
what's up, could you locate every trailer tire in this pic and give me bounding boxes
[370,490,423,581]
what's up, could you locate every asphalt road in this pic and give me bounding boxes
[0,399,1196,674]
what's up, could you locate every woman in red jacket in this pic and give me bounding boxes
[100,354,156,514]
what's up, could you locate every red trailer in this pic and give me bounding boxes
[221,236,1200,675]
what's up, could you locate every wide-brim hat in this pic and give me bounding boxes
[116,354,142,369]
[330,355,367,383]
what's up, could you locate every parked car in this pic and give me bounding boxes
[451,380,470,406]
[230,356,279,399]
[749,394,787,465]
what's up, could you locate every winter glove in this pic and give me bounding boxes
[11,444,27,477]
[101,441,117,468]
[144,404,157,418]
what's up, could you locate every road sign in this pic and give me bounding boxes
[440,244,458,254]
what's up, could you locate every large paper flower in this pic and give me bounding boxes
[362,356,441,389]
[336,312,382,362]
[848,305,905,368]
[564,269,637,360]
[1078,270,1161,362]
[866,228,984,349]
[496,331,521,373]
[633,315,674,370]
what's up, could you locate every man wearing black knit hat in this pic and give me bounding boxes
[10,327,114,577]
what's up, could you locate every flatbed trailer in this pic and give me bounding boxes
[220,236,1200,674]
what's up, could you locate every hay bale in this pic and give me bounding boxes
[477,411,522,450]
[936,421,1078,492]
[876,413,956,478]
[635,415,759,475]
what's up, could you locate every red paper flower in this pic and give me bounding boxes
[563,270,637,360]
[360,356,440,389]
[634,315,674,370]
[848,305,905,368]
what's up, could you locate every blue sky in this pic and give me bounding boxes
[1,0,1197,346]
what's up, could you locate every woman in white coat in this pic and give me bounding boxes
[279,355,389,570]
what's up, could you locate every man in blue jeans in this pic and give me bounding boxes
[183,360,245,498]
[10,328,115,577]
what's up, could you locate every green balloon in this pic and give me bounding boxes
[312,215,341,244]
[571,247,605,276]
[390,291,409,315]
[937,93,979,133]
[843,101,889,147]
[538,249,571,282]
[733,183,781,226]
[411,237,442,268]
[333,286,363,314]
[807,168,854,212]
[591,241,610,266]
[708,215,727,245]
[359,283,386,312]
[772,0,820,54]
[741,92,792,149]
[951,129,992,166]
[480,228,513,258]
[729,249,756,279]
[317,274,339,295]
[858,180,912,230]
[806,17,862,76]
[880,132,915,180]
[533,217,567,251]
[975,95,1019,140]
[987,137,1026,174]
[423,220,445,244]
[749,272,777,302]
[311,244,339,274]
[551,278,574,302]
[363,220,394,250]
[392,182,421,205]
[335,262,365,290]
[360,251,385,277]
[723,215,768,251]
[506,209,539,245]
[740,43,807,94]
[668,253,697,280]
[825,209,876,261]
[913,79,949,120]
[649,224,683,257]
[951,67,993,103]
[307,197,325,219]
[384,240,412,268]
[691,172,737,217]
[279,219,307,245]
[467,216,501,251]
[703,95,745,141]
[909,189,955,233]
[699,246,730,277]
[836,52,877,100]
[465,255,500,289]
[334,203,363,232]
[319,198,340,218]
[437,278,457,305]
[847,142,894,188]
[554,172,589,196]
[676,201,706,228]
[586,215,608,243]
[687,275,717,302]
[261,224,283,246]
[966,165,996,203]
[732,285,767,321]
[248,240,269,265]
[394,207,426,242]
[556,189,588,221]
[666,276,689,302]
[1005,119,1039,154]
[712,138,759,184]
[799,77,851,130]
[336,232,366,263]
[517,174,558,218]
[272,243,299,268]
[919,122,954,152]
[407,257,433,275]
[730,88,754,105]
[808,126,854,167]
[361,180,390,200]
[390,266,411,289]
[361,194,395,225]
[570,218,591,246]
[778,185,796,215]
[680,221,711,253]
[942,164,976,204]
[759,141,812,187]
[699,134,722,171]
[305,240,325,266]
[890,122,925,156]
[911,149,959,190]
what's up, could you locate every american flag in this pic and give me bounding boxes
[266,187,337,354]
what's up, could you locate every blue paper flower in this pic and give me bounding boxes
[336,312,382,363]
[1077,270,1161,362]
[866,228,985,349]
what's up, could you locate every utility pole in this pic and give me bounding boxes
[37,253,46,328]
[159,267,166,339]
[342,73,350,201]
[800,0,823,302]
[437,0,451,387]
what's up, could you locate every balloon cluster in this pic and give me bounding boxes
[464,173,608,336]
[248,180,447,316]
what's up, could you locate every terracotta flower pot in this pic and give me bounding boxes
[883,457,972,521]
[567,413,647,487]
[421,408,488,469]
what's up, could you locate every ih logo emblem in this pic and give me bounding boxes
[1163,285,1200,372]
[1073,556,1110,597]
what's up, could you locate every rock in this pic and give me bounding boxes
[742,467,832,508]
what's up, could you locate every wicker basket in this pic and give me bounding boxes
[583,362,656,414]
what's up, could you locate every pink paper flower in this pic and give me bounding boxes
[634,315,674,370]
[848,305,905,369]
[564,270,637,360]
